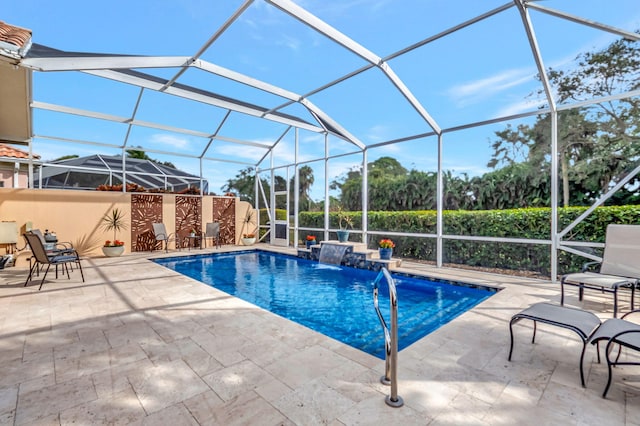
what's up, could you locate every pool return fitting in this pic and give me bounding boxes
[373,267,404,407]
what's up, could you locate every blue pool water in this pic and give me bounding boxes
[153,251,495,359]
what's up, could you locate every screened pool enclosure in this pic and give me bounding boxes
[1,0,639,279]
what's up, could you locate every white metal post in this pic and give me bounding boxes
[362,149,368,245]
[550,111,559,281]
[436,133,443,267]
[294,128,299,247]
[324,134,330,242]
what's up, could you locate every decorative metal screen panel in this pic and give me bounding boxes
[175,196,201,248]
[213,197,235,245]
[131,194,162,251]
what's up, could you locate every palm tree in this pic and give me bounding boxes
[298,165,315,211]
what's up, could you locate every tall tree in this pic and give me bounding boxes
[487,33,640,207]
[126,147,176,168]
[546,33,640,202]
[222,167,257,203]
[297,165,315,211]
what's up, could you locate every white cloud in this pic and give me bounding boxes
[495,97,546,117]
[213,143,269,163]
[150,134,189,149]
[447,67,535,107]
[365,124,390,143]
[275,33,302,51]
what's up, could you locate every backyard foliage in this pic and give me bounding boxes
[299,205,640,278]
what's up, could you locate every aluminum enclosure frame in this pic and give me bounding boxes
[5,0,640,280]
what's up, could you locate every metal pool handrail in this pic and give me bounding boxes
[373,267,404,408]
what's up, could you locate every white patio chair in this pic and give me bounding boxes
[561,224,640,317]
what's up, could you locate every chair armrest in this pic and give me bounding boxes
[621,309,640,322]
[581,260,601,272]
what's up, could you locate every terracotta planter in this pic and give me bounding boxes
[102,245,125,257]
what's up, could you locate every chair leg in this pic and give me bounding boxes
[77,259,84,282]
[603,339,617,398]
[579,284,584,301]
[508,317,518,361]
[39,264,52,290]
[24,261,39,286]
[579,342,588,387]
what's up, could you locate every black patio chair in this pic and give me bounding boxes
[23,232,84,290]
[31,228,76,255]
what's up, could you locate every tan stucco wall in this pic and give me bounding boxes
[0,165,29,188]
[0,188,252,266]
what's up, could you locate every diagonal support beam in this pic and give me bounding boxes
[267,0,441,135]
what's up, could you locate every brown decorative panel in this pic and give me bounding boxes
[175,196,201,248]
[131,194,163,251]
[213,197,235,245]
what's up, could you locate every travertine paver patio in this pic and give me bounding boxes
[0,245,638,425]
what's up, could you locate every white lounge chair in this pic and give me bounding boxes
[561,224,640,317]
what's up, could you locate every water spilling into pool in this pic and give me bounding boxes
[153,251,496,359]
[318,242,349,265]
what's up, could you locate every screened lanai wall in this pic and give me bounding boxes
[2,0,639,279]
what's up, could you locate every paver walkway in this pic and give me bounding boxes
[0,246,638,425]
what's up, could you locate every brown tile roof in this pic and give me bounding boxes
[0,21,32,49]
[0,143,39,159]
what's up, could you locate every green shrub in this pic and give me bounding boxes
[298,206,640,278]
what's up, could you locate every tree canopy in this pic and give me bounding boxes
[225,34,639,212]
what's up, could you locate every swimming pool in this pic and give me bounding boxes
[153,251,496,359]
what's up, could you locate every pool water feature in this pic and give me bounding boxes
[318,242,349,265]
[153,251,496,359]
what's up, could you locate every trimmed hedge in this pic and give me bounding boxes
[299,206,640,278]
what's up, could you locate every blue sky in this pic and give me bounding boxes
[4,0,640,200]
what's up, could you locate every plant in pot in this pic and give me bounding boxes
[305,235,317,249]
[378,238,395,260]
[336,207,352,243]
[239,207,258,245]
[242,233,256,245]
[101,208,127,257]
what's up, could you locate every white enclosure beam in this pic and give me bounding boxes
[268,0,441,135]
[527,2,640,42]
[21,55,192,71]
[32,101,272,149]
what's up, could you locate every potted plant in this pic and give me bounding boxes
[239,207,257,245]
[242,233,256,246]
[378,238,395,260]
[336,207,352,243]
[101,208,127,257]
[305,235,317,249]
